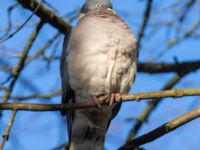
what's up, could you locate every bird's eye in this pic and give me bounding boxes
[96,3,100,8]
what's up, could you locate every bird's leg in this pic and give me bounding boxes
[90,93,122,107]
[108,93,122,106]
[90,96,101,108]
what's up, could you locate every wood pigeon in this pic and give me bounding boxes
[60,0,137,149]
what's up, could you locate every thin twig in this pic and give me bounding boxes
[2,21,44,102]
[17,0,70,33]
[11,90,61,101]
[0,88,200,111]
[137,0,153,51]
[0,0,42,44]
[125,69,195,142]
[0,110,17,150]
[0,2,19,40]
[26,32,60,63]
[156,19,200,59]
[178,0,196,22]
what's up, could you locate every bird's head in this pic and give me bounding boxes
[81,0,112,13]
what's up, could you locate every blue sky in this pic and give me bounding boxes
[0,0,200,150]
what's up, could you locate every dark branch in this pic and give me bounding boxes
[138,60,200,73]
[137,0,153,50]
[119,107,200,149]
[125,69,195,142]
[17,0,71,34]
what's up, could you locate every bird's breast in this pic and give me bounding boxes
[67,13,137,102]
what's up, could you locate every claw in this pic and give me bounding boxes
[109,93,115,105]
[90,96,101,108]
[90,93,122,107]
[109,93,122,106]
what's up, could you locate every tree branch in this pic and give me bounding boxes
[125,69,194,142]
[119,107,200,149]
[138,60,200,73]
[17,0,71,34]
[0,88,200,111]
[15,0,200,77]
[11,90,61,101]
[137,0,153,50]
[3,21,44,102]
[0,110,17,150]
[0,1,41,44]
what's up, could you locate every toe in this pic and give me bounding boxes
[115,93,122,102]
[90,96,101,108]
[109,93,115,106]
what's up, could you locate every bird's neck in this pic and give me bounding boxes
[78,7,114,19]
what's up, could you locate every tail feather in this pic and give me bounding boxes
[68,109,114,150]
[70,140,104,150]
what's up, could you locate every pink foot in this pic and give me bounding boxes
[108,93,122,106]
[90,96,101,108]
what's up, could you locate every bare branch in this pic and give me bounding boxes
[168,20,200,48]
[178,0,196,22]
[26,32,60,63]
[0,1,41,44]
[0,88,200,111]
[3,21,44,102]
[0,2,19,41]
[0,110,17,150]
[125,69,194,142]
[137,0,153,51]
[138,60,200,73]
[119,107,200,149]
[156,19,200,58]
[17,0,71,34]
[11,90,61,101]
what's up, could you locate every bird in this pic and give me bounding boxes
[60,0,137,150]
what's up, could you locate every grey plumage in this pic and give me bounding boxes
[81,0,112,13]
[60,1,137,149]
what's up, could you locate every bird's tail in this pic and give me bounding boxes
[69,139,104,150]
[68,109,113,150]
